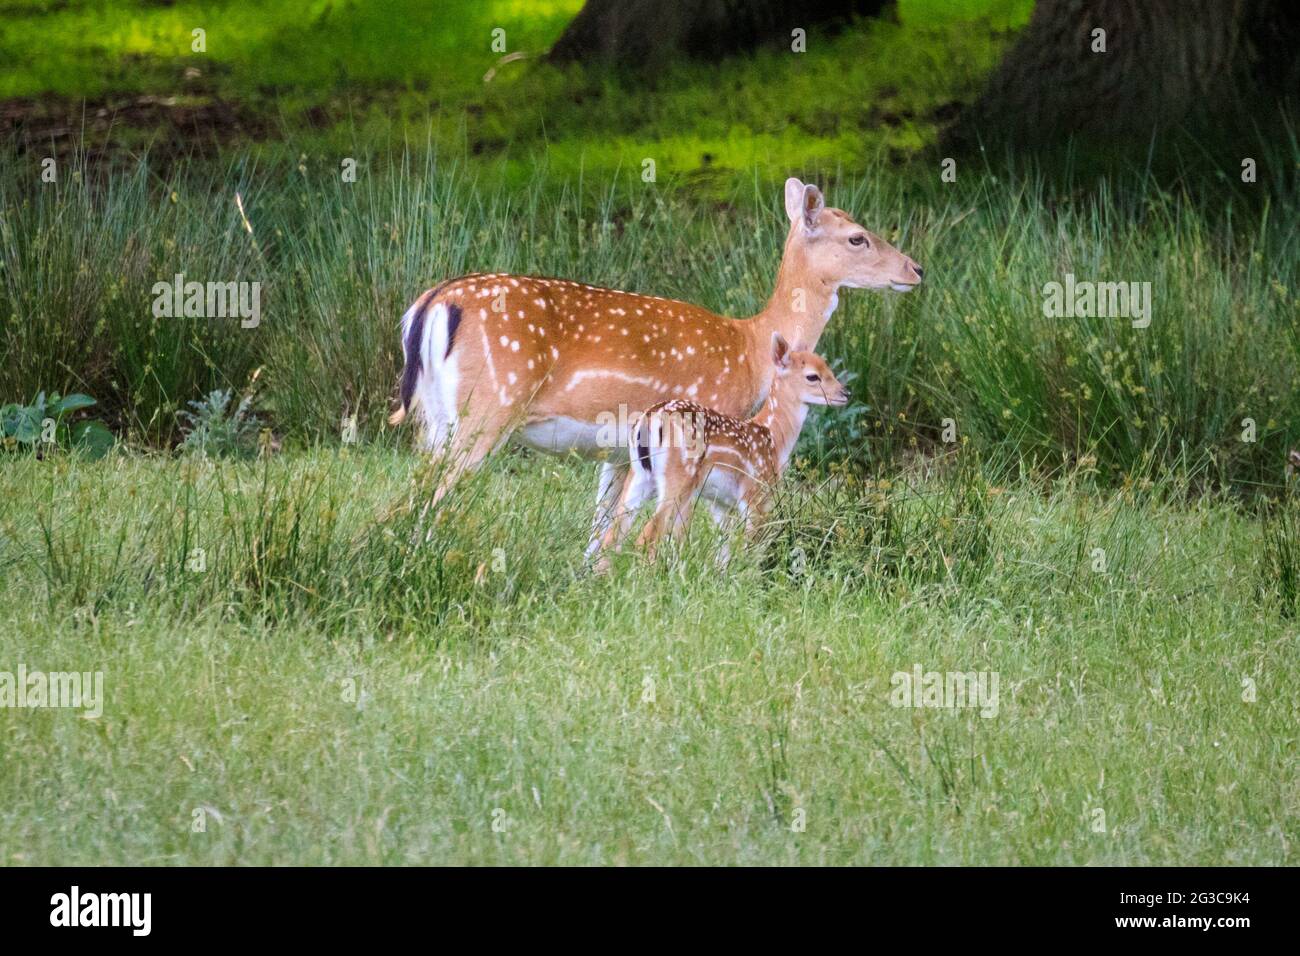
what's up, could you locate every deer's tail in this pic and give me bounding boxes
[391,284,459,428]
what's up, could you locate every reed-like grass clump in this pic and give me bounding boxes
[2,145,1294,487]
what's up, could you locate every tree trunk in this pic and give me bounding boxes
[947,0,1298,149]
[548,0,886,66]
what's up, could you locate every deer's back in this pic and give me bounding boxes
[433,274,764,425]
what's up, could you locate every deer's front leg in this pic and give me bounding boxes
[706,501,738,569]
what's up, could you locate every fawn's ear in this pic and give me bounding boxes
[771,332,792,370]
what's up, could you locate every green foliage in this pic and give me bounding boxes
[4,0,1295,870]
[1,391,113,458]
[177,388,264,458]
[764,455,1000,592]
[0,158,265,445]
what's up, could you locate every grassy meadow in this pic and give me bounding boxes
[2,152,1298,865]
[2,448,1297,865]
[2,0,1298,865]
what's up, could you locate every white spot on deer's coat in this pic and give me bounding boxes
[479,326,503,402]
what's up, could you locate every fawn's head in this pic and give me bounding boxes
[771,333,850,406]
[783,177,923,293]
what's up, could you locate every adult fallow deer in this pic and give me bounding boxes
[389,177,922,552]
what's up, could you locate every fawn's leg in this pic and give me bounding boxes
[594,465,653,572]
[637,468,704,563]
[635,501,675,563]
[586,461,630,561]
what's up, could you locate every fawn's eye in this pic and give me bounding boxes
[849,234,868,247]
[805,373,821,382]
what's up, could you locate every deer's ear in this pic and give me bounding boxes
[784,178,806,224]
[771,332,792,369]
[800,184,825,230]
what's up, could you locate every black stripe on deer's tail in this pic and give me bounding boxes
[444,303,462,359]
[396,299,431,418]
[636,419,653,473]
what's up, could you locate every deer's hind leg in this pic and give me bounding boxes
[425,332,548,508]
[433,407,516,499]
[413,398,520,542]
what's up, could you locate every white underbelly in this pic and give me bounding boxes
[513,416,630,461]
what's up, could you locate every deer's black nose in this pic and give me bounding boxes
[913,265,925,280]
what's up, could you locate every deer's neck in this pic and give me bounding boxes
[750,238,839,351]
[751,382,810,474]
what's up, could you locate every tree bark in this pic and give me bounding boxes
[947,0,1298,149]
[548,0,886,65]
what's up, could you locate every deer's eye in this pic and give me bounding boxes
[849,234,868,247]
[805,373,821,382]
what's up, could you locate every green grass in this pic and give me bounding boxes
[2,0,1030,186]
[0,1,585,100]
[1,447,1296,864]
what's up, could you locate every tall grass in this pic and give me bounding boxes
[2,143,1295,486]
[0,158,266,443]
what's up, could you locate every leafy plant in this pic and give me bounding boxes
[0,391,114,459]
[177,388,264,458]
